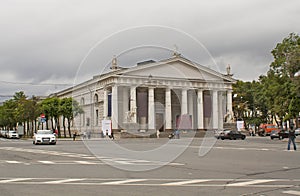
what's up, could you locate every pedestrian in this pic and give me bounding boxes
[287,128,297,151]
[249,128,255,136]
[175,129,180,139]
[156,130,160,138]
[110,130,114,140]
[73,131,77,141]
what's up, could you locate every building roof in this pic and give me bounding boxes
[54,54,236,97]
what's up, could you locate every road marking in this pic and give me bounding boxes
[38,161,55,164]
[6,160,22,164]
[227,179,275,186]
[0,159,183,166]
[0,178,31,183]
[0,147,184,166]
[101,179,147,185]
[283,190,300,195]
[0,178,298,187]
[44,179,85,184]
[163,179,210,186]
[74,161,98,165]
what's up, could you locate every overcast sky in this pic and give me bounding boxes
[1,0,300,102]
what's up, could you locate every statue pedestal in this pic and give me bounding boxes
[223,122,237,131]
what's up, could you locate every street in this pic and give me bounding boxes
[0,136,299,196]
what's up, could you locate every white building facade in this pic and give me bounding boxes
[55,55,235,134]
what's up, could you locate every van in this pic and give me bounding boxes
[258,124,280,136]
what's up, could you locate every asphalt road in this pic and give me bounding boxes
[0,136,299,196]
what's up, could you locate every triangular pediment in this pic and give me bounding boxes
[118,57,234,82]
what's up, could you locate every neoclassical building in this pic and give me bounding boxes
[55,53,236,134]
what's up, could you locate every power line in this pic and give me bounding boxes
[0,95,14,98]
[0,80,73,86]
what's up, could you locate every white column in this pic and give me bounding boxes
[148,87,155,130]
[212,90,219,129]
[123,87,129,122]
[165,88,172,130]
[112,85,118,130]
[130,86,137,123]
[218,92,224,129]
[181,89,188,115]
[197,89,204,129]
[227,90,233,115]
[188,90,194,129]
[103,88,108,119]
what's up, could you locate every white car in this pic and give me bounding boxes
[295,128,300,136]
[33,130,57,145]
[7,130,19,139]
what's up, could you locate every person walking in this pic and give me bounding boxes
[287,128,297,151]
[110,130,114,140]
[175,129,180,139]
[156,130,160,138]
[73,131,77,141]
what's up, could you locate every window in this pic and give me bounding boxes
[80,97,85,105]
[108,93,112,117]
[94,94,99,103]
[95,109,99,126]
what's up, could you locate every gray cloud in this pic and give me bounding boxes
[1,0,300,102]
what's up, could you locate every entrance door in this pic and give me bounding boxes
[155,113,164,131]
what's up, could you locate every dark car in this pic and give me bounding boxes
[270,130,289,140]
[218,130,246,140]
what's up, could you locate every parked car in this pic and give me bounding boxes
[258,124,280,136]
[33,130,57,145]
[0,130,8,138]
[270,130,289,140]
[214,130,224,138]
[295,128,300,136]
[217,130,246,140]
[7,130,19,139]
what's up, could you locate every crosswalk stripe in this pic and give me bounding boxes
[0,178,299,187]
[283,190,300,195]
[6,160,22,164]
[0,147,184,165]
[163,179,210,185]
[101,179,147,185]
[227,179,275,186]
[38,161,55,164]
[74,161,97,165]
[0,178,31,183]
[44,179,85,184]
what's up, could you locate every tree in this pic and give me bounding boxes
[60,97,83,138]
[269,32,300,127]
[0,100,17,129]
[23,96,41,136]
[40,97,61,135]
[271,33,300,78]
[233,80,265,130]
[13,91,28,134]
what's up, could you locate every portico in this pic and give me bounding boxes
[55,54,236,134]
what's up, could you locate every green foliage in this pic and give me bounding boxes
[0,92,82,134]
[271,33,300,78]
[233,33,300,128]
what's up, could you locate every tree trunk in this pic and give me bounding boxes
[23,123,26,136]
[26,121,30,136]
[63,116,66,138]
[56,117,61,138]
[68,119,71,138]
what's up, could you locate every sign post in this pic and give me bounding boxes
[102,120,112,137]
